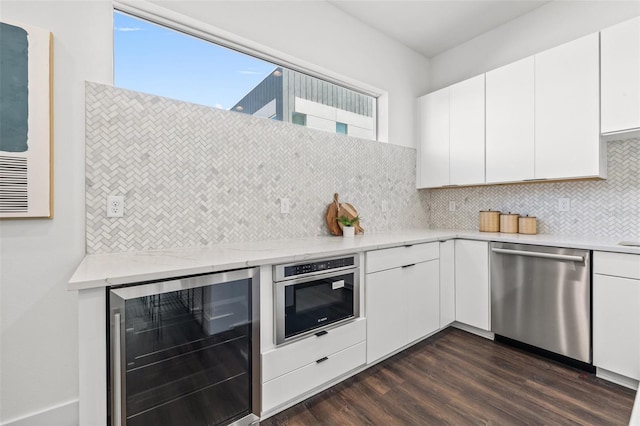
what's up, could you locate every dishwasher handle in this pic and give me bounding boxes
[491,247,585,263]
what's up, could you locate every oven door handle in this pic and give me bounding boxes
[113,312,123,426]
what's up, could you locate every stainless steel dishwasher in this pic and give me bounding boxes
[490,242,591,364]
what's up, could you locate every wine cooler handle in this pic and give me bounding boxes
[114,312,122,426]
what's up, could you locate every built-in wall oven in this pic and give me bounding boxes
[274,255,360,345]
[108,268,260,426]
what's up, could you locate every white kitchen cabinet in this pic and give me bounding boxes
[366,243,440,363]
[366,266,407,362]
[449,75,486,185]
[535,33,604,180]
[454,240,490,331]
[593,252,640,382]
[261,318,366,412]
[406,260,440,344]
[601,17,640,135]
[485,57,535,183]
[262,342,366,412]
[439,240,455,328]
[417,88,450,188]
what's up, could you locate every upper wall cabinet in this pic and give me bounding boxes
[418,30,610,188]
[601,17,640,136]
[486,57,535,183]
[449,75,486,185]
[417,76,485,188]
[418,87,450,188]
[534,33,603,180]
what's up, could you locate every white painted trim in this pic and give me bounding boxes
[452,322,495,340]
[1,399,78,426]
[596,367,639,390]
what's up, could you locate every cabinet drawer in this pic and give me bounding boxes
[262,341,366,412]
[262,318,365,382]
[366,242,439,273]
[594,251,640,280]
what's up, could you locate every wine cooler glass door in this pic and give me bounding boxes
[109,268,258,426]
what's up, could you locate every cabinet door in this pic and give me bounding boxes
[593,274,640,380]
[406,260,440,343]
[418,88,450,188]
[601,17,640,134]
[450,75,485,185]
[486,57,535,183]
[535,33,601,179]
[366,268,406,363]
[439,240,455,328]
[455,240,490,331]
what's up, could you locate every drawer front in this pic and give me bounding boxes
[366,242,439,273]
[262,318,366,382]
[594,251,640,280]
[262,341,366,413]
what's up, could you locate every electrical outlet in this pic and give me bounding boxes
[107,195,124,217]
[381,200,389,212]
[280,198,290,214]
[449,201,456,212]
[558,198,571,212]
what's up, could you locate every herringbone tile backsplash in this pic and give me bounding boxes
[85,83,639,253]
[429,138,640,239]
[85,83,429,253]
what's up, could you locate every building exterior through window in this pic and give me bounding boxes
[231,68,376,140]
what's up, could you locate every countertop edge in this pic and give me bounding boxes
[68,230,640,291]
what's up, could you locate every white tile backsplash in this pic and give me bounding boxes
[85,83,429,253]
[85,83,639,253]
[428,138,639,239]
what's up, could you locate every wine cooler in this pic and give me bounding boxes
[108,268,260,426]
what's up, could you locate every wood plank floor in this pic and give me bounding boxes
[260,328,636,425]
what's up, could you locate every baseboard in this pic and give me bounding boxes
[596,368,639,391]
[451,322,495,340]
[1,399,78,426]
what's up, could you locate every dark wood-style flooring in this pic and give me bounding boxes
[261,328,636,425]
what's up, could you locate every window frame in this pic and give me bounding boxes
[113,0,386,142]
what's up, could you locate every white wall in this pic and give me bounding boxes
[0,2,113,424]
[142,0,431,149]
[429,1,640,92]
[0,1,428,423]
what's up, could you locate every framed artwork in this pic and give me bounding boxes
[0,20,53,219]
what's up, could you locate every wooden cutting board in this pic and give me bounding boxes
[325,193,342,235]
[325,193,364,235]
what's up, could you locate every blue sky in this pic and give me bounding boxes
[114,12,276,110]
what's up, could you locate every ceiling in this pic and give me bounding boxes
[328,0,550,57]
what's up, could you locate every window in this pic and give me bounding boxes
[292,112,307,126]
[113,11,377,140]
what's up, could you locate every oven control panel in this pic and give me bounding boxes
[275,255,359,281]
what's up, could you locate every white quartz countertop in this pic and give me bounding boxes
[69,228,640,291]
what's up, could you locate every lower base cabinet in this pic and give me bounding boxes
[593,251,640,381]
[261,319,366,413]
[366,243,440,364]
[455,240,490,331]
[262,341,366,412]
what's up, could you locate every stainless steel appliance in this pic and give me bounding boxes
[490,242,591,363]
[108,269,260,426]
[274,255,360,345]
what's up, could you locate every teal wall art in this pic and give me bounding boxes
[0,20,53,218]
